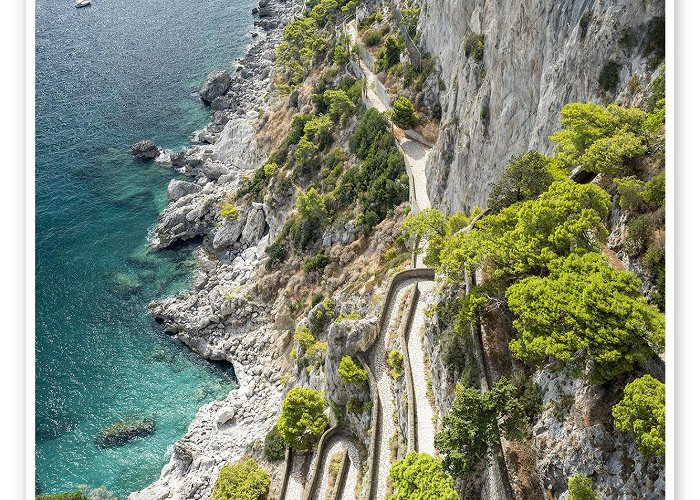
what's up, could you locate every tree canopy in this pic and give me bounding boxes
[506,252,665,382]
[277,387,328,451]
[612,374,665,457]
[388,452,459,500]
[487,150,554,212]
[549,102,649,175]
[210,458,270,500]
[434,377,534,477]
[438,180,610,282]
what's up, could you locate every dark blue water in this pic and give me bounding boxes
[35,0,253,497]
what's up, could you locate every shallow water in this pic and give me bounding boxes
[35,0,254,496]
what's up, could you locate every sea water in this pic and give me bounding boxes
[35,0,254,496]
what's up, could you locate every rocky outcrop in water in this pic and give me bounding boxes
[130,140,160,160]
[95,418,155,448]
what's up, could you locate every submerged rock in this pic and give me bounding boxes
[95,418,156,448]
[130,140,160,160]
[199,70,232,104]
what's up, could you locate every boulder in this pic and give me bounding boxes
[167,180,202,201]
[240,203,266,246]
[170,150,187,167]
[95,418,156,448]
[130,140,160,160]
[199,71,232,104]
[200,161,229,181]
[212,218,244,251]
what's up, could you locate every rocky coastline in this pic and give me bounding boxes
[128,1,304,498]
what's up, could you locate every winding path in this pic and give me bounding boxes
[367,279,415,499]
[284,20,440,500]
[310,434,360,500]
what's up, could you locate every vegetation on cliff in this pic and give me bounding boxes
[277,387,328,451]
[210,458,270,500]
[612,374,665,457]
[388,452,459,500]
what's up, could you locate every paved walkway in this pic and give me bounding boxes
[367,280,416,499]
[312,435,360,500]
[284,453,307,500]
[407,280,436,455]
[347,21,432,214]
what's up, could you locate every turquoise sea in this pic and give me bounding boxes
[35,0,254,496]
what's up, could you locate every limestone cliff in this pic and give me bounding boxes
[418,0,664,211]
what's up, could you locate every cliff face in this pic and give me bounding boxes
[418,0,664,211]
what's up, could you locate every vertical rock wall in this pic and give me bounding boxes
[417,0,664,212]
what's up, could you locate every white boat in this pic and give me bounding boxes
[75,0,91,8]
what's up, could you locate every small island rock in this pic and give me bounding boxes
[130,140,160,160]
[95,417,156,448]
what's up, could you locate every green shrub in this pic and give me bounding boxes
[349,108,389,158]
[277,387,328,450]
[568,474,600,500]
[401,7,420,40]
[388,349,404,378]
[506,252,664,383]
[624,213,654,257]
[220,201,239,220]
[648,65,665,112]
[388,452,459,500]
[550,102,648,172]
[392,96,419,129]
[642,171,665,208]
[644,98,665,131]
[362,28,383,47]
[290,187,328,250]
[323,89,355,124]
[612,374,665,457]
[338,355,368,383]
[263,426,286,462]
[211,458,270,500]
[377,35,402,70]
[265,240,286,266]
[579,131,645,176]
[294,325,316,351]
[237,161,279,200]
[599,60,621,92]
[437,180,610,281]
[333,35,350,65]
[358,10,382,28]
[487,150,553,212]
[344,108,408,230]
[464,32,485,60]
[614,176,645,212]
[303,249,330,272]
[336,311,362,321]
[276,17,327,85]
[579,9,593,40]
[347,397,365,414]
